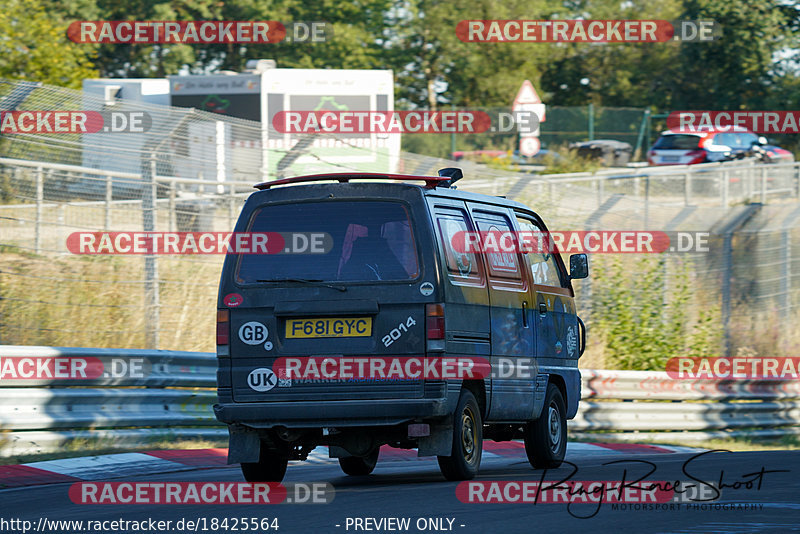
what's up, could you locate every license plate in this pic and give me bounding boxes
[662,156,680,162]
[285,317,372,338]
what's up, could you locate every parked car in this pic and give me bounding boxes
[570,139,633,167]
[648,128,794,166]
[214,168,588,482]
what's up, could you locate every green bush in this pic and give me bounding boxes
[591,255,722,370]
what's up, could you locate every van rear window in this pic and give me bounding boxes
[236,201,419,283]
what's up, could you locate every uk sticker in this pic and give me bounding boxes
[247,367,276,392]
[419,282,434,296]
[239,322,268,345]
[224,293,243,307]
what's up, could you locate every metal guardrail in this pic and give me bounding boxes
[0,346,217,387]
[580,369,800,400]
[0,346,798,456]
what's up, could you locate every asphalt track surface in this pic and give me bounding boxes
[1,447,798,534]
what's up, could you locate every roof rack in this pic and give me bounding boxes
[254,172,449,190]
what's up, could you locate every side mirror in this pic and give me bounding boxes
[569,254,589,280]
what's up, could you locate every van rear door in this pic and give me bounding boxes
[221,192,434,404]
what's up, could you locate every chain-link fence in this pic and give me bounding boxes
[404,105,649,160]
[2,79,800,368]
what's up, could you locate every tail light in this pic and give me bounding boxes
[217,309,229,345]
[685,150,706,164]
[647,150,655,165]
[426,303,445,340]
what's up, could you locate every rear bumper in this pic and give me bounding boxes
[213,397,453,428]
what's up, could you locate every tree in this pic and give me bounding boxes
[670,0,796,109]
[387,0,562,110]
[0,0,97,88]
[539,0,682,108]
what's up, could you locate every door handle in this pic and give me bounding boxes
[522,301,528,328]
[539,302,547,315]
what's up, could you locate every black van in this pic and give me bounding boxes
[214,168,587,482]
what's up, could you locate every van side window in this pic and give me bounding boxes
[434,208,483,285]
[516,216,563,287]
[473,213,521,281]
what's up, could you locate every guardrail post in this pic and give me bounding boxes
[143,154,160,349]
[229,184,236,229]
[684,172,692,206]
[104,172,112,230]
[168,180,176,232]
[760,166,768,204]
[722,232,733,356]
[216,121,226,196]
[596,177,603,209]
[782,229,791,318]
[719,203,762,356]
[35,165,43,254]
[722,170,729,207]
[644,176,650,228]
[796,163,800,199]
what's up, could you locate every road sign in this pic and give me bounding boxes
[519,136,541,157]
[513,80,546,124]
[513,80,541,108]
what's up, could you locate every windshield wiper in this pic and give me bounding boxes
[256,278,347,292]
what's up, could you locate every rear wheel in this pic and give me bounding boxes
[338,448,379,476]
[240,444,289,482]
[437,390,482,480]
[524,383,567,469]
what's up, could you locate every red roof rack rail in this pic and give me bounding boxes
[254,173,449,190]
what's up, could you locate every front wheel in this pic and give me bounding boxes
[524,383,567,469]
[338,448,379,476]
[437,390,482,480]
[240,444,289,482]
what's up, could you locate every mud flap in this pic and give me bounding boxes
[417,421,453,457]
[328,446,350,458]
[227,425,261,464]
[532,374,549,420]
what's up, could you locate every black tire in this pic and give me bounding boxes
[524,383,567,469]
[240,445,289,482]
[437,390,482,481]
[338,448,379,476]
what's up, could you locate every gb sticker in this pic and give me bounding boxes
[239,321,268,345]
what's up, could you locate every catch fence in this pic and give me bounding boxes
[2,79,800,362]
